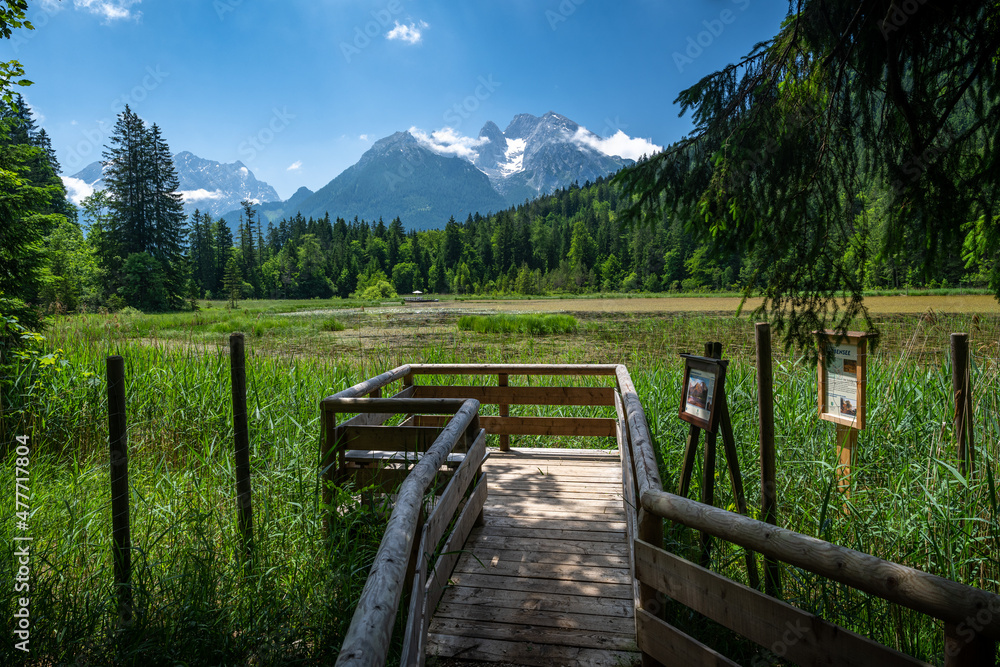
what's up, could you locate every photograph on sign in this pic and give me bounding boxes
[685,368,715,422]
[678,354,727,432]
[825,343,859,419]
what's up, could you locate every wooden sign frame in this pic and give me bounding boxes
[679,354,728,433]
[816,330,872,430]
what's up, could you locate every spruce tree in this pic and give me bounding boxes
[223,254,243,308]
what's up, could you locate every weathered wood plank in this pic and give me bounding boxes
[483,514,626,533]
[336,399,478,667]
[440,585,633,617]
[640,490,1000,640]
[489,488,624,501]
[485,495,623,510]
[479,415,617,437]
[408,363,620,376]
[486,479,624,492]
[426,633,638,667]
[413,384,616,406]
[423,431,486,550]
[337,424,442,453]
[490,446,621,459]
[425,474,489,615]
[467,531,629,556]
[474,524,627,543]
[484,507,625,523]
[488,470,623,482]
[463,547,629,569]
[428,617,637,651]
[446,571,631,599]
[453,558,632,585]
[634,539,932,667]
[434,602,635,634]
[635,608,738,667]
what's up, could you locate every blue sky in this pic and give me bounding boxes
[8,0,790,202]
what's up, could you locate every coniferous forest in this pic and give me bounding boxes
[3,98,995,322]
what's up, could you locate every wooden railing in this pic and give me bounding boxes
[329,363,627,665]
[616,366,1000,666]
[406,363,621,448]
[331,395,485,667]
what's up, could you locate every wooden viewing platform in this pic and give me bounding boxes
[331,363,1000,667]
[427,448,637,666]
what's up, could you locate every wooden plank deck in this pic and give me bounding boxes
[426,448,640,667]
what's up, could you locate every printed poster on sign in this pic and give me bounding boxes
[685,368,715,423]
[825,343,859,419]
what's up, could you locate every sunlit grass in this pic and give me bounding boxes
[1,302,997,664]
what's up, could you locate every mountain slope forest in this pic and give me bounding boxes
[3,1,998,329]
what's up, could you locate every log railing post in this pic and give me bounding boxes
[755,323,781,597]
[944,622,997,667]
[320,404,338,535]
[230,333,254,566]
[498,373,510,451]
[107,355,132,624]
[951,333,975,475]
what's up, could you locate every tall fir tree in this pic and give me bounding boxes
[100,107,187,310]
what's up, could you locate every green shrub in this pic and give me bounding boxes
[457,313,578,335]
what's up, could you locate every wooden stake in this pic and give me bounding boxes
[755,323,781,597]
[230,333,254,566]
[498,373,510,451]
[951,333,975,476]
[835,423,858,496]
[107,356,132,624]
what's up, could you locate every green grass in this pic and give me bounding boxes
[1,304,998,664]
[457,313,578,335]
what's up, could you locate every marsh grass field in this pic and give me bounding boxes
[1,294,999,665]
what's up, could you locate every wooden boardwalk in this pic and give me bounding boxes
[426,448,639,666]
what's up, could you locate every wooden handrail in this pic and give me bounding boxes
[335,399,480,667]
[639,488,1000,640]
[615,365,664,497]
[407,363,619,376]
[324,364,412,401]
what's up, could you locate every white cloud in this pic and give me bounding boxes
[359,134,370,141]
[72,0,142,22]
[287,160,303,171]
[571,127,662,161]
[62,176,94,206]
[386,20,428,45]
[179,189,224,203]
[410,126,488,161]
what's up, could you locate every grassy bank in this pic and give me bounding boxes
[1,303,998,664]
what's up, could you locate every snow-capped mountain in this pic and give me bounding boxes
[68,151,280,218]
[439,111,643,205]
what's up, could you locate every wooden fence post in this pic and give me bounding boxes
[230,333,254,566]
[950,333,975,475]
[107,355,132,624]
[699,342,722,568]
[944,622,996,667]
[755,323,781,597]
[498,373,510,452]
